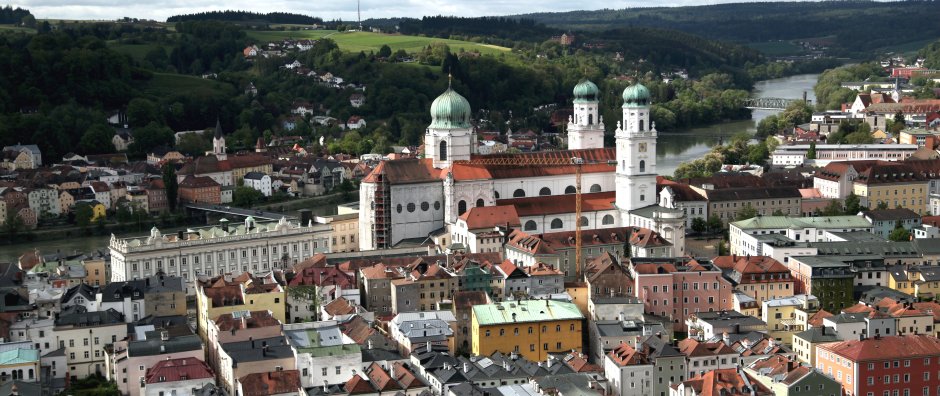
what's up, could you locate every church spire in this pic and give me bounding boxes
[214,117,223,139]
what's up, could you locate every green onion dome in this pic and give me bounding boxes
[430,88,472,129]
[573,80,600,103]
[622,83,651,107]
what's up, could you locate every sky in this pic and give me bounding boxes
[12,0,772,22]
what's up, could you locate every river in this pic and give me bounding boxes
[656,73,819,175]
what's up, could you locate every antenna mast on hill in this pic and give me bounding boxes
[357,0,362,31]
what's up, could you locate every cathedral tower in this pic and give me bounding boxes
[425,78,475,169]
[212,118,227,160]
[567,80,605,150]
[615,83,657,215]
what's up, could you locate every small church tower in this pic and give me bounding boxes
[615,83,657,215]
[425,76,474,169]
[567,80,605,150]
[212,118,227,160]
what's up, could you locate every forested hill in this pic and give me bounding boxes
[0,5,32,24]
[167,11,322,25]
[517,1,940,56]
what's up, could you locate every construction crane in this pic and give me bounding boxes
[454,156,614,279]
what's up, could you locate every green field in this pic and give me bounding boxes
[247,30,511,56]
[746,41,805,57]
[142,72,235,97]
[0,24,35,34]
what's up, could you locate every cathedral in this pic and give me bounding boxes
[358,79,685,257]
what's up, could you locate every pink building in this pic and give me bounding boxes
[629,259,734,332]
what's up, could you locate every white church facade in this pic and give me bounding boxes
[358,78,685,261]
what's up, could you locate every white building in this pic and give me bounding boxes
[604,342,654,396]
[285,321,361,387]
[567,80,605,150]
[243,172,273,197]
[388,311,455,355]
[109,217,331,287]
[729,215,874,256]
[771,144,918,167]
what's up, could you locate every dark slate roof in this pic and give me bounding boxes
[222,336,294,364]
[61,283,98,303]
[704,186,802,202]
[794,327,842,343]
[55,306,124,327]
[863,208,921,222]
[915,238,940,255]
[128,334,203,356]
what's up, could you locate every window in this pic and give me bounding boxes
[407,203,415,213]
[590,184,602,193]
[539,187,551,196]
[565,186,576,194]
[458,200,467,215]
[439,141,448,161]
[421,202,429,211]
[639,160,646,173]
[550,218,563,229]
[602,214,615,225]
[524,221,538,231]
[579,216,589,226]
[513,189,526,198]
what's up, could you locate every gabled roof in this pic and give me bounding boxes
[239,370,301,396]
[607,342,651,366]
[820,334,940,361]
[677,338,737,358]
[458,205,520,229]
[145,357,214,384]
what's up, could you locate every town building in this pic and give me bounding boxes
[139,357,216,396]
[53,306,127,380]
[816,335,940,396]
[194,273,286,340]
[743,355,842,396]
[771,144,918,167]
[629,259,734,332]
[729,215,873,256]
[284,321,361,387]
[471,300,583,361]
[109,218,330,283]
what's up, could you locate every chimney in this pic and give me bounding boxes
[722,332,730,345]
[463,362,470,373]
[546,355,553,368]
[367,339,373,350]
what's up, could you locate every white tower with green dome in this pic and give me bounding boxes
[425,79,476,169]
[568,80,605,150]
[615,83,657,214]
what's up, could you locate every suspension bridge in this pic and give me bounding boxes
[743,97,812,110]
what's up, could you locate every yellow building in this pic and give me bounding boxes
[195,273,286,340]
[908,267,940,298]
[888,267,917,296]
[852,163,929,214]
[82,259,108,287]
[792,326,841,364]
[326,213,359,253]
[471,300,584,361]
[761,294,818,345]
[564,282,589,316]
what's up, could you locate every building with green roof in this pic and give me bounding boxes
[471,300,584,361]
[284,322,361,387]
[0,348,40,382]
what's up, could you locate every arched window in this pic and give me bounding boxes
[458,200,467,216]
[539,187,551,196]
[494,191,500,199]
[639,160,646,173]
[565,186,576,194]
[550,218,563,229]
[513,189,526,198]
[639,120,644,131]
[590,184,602,193]
[602,214,615,225]
[476,199,484,207]
[588,114,593,125]
[580,216,589,226]
[439,141,448,161]
[524,220,538,231]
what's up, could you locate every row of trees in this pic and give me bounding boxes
[167,11,323,25]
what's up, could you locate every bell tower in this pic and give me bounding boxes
[615,83,657,216]
[568,80,605,150]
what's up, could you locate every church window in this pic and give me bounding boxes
[513,189,526,198]
[434,201,441,210]
[590,184,602,193]
[640,194,645,202]
[407,203,415,212]
[580,216,589,226]
[565,186,576,194]
[602,215,615,225]
[550,218,563,229]
[476,199,484,207]
[439,141,448,161]
[640,160,646,173]
[396,204,402,213]
[494,191,500,199]
[421,202,429,211]
[539,187,551,196]
[639,120,645,131]
[524,221,538,231]
[458,200,467,216]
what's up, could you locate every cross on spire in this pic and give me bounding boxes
[448,72,453,89]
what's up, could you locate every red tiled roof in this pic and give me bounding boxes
[202,285,244,307]
[215,310,280,330]
[392,362,425,389]
[629,227,671,248]
[340,315,376,344]
[807,310,833,327]
[633,263,678,275]
[345,375,376,394]
[821,334,940,362]
[524,262,563,277]
[179,175,220,189]
[362,159,441,185]
[458,205,521,229]
[608,342,651,366]
[288,265,356,288]
[145,357,214,384]
[323,297,358,316]
[681,368,774,396]
[366,362,401,392]
[239,370,301,396]
[677,339,736,358]
[496,191,615,216]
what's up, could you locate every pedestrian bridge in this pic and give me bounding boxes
[744,97,812,110]
[184,203,295,221]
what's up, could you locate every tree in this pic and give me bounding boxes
[876,201,889,210]
[129,122,174,157]
[764,136,779,154]
[377,44,392,58]
[162,164,179,212]
[820,199,844,216]
[691,217,707,234]
[79,124,116,154]
[735,204,758,221]
[75,204,94,230]
[232,186,264,208]
[20,14,35,28]
[706,214,723,233]
[2,211,24,241]
[126,98,161,128]
[888,221,911,242]
[772,209,785,216]
[176,132,211,157]
[806,141,817,160]
[844,192,861,215]
[893,110,906,129]
[779,100,813,128]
